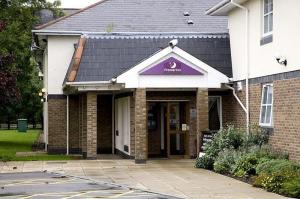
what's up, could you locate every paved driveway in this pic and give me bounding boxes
[0,159,287,199]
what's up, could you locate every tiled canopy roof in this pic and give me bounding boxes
[65,35,232,83]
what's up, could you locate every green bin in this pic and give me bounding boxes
[17,119,28,132]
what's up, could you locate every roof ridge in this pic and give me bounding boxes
[35,0,109,30]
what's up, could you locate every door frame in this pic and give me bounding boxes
[147,100,190,159]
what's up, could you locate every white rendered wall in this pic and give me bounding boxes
[47,36,79,94]
[228,0,300,81]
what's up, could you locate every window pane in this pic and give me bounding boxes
[264,15,269,34]
[264,0,269,13]
[261,106,266,123]
[267,86,273,104]
[266,106,272,124]
[262,86,268,104]
[270,0,273,12]
[269,13,273,32]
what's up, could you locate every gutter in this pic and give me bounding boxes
[225,85,247,113]
[32,30,229,37]
[205,0,230,15]
[65,81,111,86]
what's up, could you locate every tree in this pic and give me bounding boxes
[0,0,63,128]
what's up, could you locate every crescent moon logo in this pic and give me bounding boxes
[170,62,177,69]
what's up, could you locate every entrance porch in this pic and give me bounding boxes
[65,89,215,163]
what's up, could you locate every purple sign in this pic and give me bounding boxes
[140,57,203,75]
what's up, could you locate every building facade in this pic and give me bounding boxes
[33,0,300,163]
[207,0,300,161]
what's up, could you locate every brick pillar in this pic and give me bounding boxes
[80,94,87,157]
[86,92,97,159]
[134,88,147,164]
[196,88,209,155]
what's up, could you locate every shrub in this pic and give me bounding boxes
[213,149,242,174]
[243,125,269,148]
[195,155,214,169]
[233,153,259,178]
[253,167,300,196]
[206,126,244,156]
[256,159,300,175]
[280,177,300,198]
[195,126,244,169]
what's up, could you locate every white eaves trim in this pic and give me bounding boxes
[117,46,229,89]
[205,0,249,16]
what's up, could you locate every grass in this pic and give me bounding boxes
[0,130,75,161]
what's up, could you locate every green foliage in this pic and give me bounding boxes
[195,126,244,169]
[253,168,300,196]
[205,126,244,157]
[213,149,242,174]
[243,125,269,148]
[256,159,300,175]
[280,177,300,198]
[233,153,259,177]
[0,130,75,161]
[195,156,214,170]
[0,0,63,125]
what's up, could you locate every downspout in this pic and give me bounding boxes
[225,85,247,113]
[66,95,69,155]
[230,0,250,135]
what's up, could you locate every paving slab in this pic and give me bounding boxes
[0,159,288,199]
[0,172,178,199]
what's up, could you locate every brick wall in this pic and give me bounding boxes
[196,89,209,155]
[80,94,87,156]
[271,78,300,161]
[134,89,147,163]
[69,95,80,153]
[48,96,67,154]
[222,77,300,162]
[86,92,97,159]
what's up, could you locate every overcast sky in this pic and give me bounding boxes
[48,0,100,8]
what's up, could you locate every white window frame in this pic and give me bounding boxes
[259,84,273,127]
[262,0,273,37]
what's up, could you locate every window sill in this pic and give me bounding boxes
[260,34,273,46]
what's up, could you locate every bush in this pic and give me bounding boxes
[243,125,269,148]
[206,126,245,157]
[213,149,242,174]
[195,155,214,169]
[196,126,244,169]
[256,159,300,175]
[233,153,259,177]
[280,177,300,198]
[253,167,300,197]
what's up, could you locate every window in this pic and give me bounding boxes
[260,84,273,127]
[263,0,273,36]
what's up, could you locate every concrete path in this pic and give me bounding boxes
[0,159,287,199]
[0,172,178,198]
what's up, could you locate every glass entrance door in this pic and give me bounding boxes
[168,102,188,157]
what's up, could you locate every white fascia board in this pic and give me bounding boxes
[117,46,229,89]
[205,0,249,16]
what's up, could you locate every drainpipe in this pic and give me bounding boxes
[66,95,69,155]
[225,85,247,113]
[230,0,250,135]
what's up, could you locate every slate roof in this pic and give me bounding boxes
[35,0,228,34]
[70,35,232,82]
